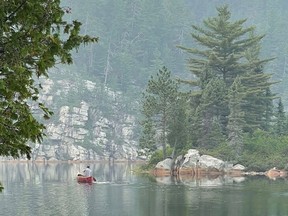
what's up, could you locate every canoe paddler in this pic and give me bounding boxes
[83,165,92,177]
[83,165,97,181]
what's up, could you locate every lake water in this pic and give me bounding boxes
[1,162,288,216]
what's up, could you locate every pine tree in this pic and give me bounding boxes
[195,77,228,148]
[274,98,287,136]
[178,5,265,88]
[227,77,246,156]
[139,117,157,152]
[261,88,275,132]
[167,95,188,155]
[178,5,276,148]
[241,33,276,132]
[240,73,275,133]
[140,66,178,158]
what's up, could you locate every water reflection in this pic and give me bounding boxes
[155,174,246,187]
[0,161,246,188]
[1,162,288,216]
[0,162,141,216]
[0,162,138,185]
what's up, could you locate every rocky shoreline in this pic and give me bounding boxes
[151,149,287,180]
[1,148,286,180]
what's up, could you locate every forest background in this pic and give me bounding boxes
[65,0,288,171]
[2,0,288,173]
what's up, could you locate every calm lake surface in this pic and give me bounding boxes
[1,162,288,216]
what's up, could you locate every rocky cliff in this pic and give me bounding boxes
[23,69,140,161]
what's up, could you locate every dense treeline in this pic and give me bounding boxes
[68,0,288,106]
[140,6,288,171]
[1,0,288,192]
[68,0,191,93]
[62,0,288,170]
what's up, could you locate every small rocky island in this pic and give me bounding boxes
[152,149,287,181]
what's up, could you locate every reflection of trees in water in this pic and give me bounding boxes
[92,162,137,183]
[108,163,115,182]
[17,163,25,182]
[54,163,74,181]
[96,163,117,182]
[0,162,137,183]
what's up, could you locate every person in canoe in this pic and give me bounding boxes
[78,165,97,181]
[83,165,92,177]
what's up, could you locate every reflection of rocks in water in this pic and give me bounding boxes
[155,174,245,187]
[233,176,245,183]
[154,176,173,185]
[265,168,287,180]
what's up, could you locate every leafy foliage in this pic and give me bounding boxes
[0,0,97,159]
[240,130,288,171]
[148,147,173,166]
[199,142,236,162]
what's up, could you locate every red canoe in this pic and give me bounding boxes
[77,176,94,183]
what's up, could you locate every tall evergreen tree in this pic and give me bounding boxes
[227,77,245,156]
[140,66,178,158]
[178,5,275,148]
[178,5,265,88]
[261,88,275,131]
[240,73,275,132]
[139,117,157,152]
[274,98,287,136]
[167,95,188,155]
[241,33,275,132]
[195,77,228,148]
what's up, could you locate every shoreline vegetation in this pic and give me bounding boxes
[1,3,288,185]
